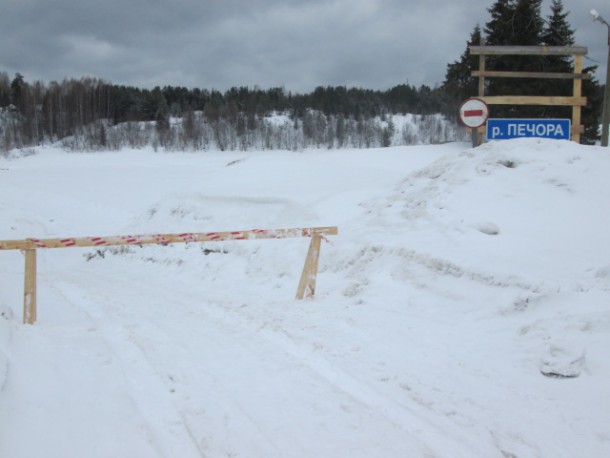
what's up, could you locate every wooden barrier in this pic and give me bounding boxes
[0,226,338,325]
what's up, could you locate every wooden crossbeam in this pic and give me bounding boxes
[479,96,587,107]
[0,227,339,251]
[472,70,591,80]
[469,45,588,56]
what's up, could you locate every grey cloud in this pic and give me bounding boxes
[0,0,607,91]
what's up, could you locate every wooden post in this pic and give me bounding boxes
[471,128,480,148]
[476,38,487,147]
[296,234,322,300]
[572,54,583,144]
[23,241,37,325]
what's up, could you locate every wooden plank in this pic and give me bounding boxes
[23,246,37,325]
[472,70,590,80]
[0,239,28,250]
[475,43,486,147]
[480,96,586,106]
[572,55,584,143]
[0,227,339,251]
[296,234,322,300]
[469,45,588,56]
[478,49,486,97]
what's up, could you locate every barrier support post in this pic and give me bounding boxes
[296,234,322,300]
[23,240,37,325]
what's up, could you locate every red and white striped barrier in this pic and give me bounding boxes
[1,226,338,325]
[0,227,338,250]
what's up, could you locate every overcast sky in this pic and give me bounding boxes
[1,0,607,93]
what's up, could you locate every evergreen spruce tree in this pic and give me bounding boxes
[154,93,171,149]
[484,0,516,46]
[542,0,574,81]
[543,0,574,47]
[484,0,517,113]
[513,0,544,46]
[485,0,546,116]
[442,25,482,115]
[540,0,600,143]
[0,72,11,107]
[10,73,26,110]
[540,0,574,118]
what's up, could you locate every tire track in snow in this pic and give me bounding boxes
[334,244,552,294]
[43,276,209,458]
[40,248,575,457]
[47,271,332,456]
[56,263,501,457]
[194,298,492,457]
[51,257,573,457]
[49,267,447,457]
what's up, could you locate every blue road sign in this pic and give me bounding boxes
[486,119,571,140]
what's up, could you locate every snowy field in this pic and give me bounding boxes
[1,139,609,457]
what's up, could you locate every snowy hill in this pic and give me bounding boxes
[54,112,466,152]
[1,139,609,457]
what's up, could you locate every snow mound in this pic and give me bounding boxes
[540,344,586,378]
[363,138,610,288]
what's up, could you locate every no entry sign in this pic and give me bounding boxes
[459,98,490,128]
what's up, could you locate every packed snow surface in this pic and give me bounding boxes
[1,139,609,457]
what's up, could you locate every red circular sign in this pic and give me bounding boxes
[459,98,490,128]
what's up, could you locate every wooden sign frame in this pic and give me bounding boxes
[469,45,589,143]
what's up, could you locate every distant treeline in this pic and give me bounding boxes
[2,2,607,151]
[0,71,462,151]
